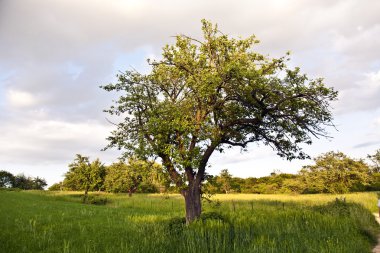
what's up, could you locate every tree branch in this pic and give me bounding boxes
[159,152,183,188]
[195,142,218,185]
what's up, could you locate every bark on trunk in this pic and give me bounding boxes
[182,184,202,224]
[83,188,88,203]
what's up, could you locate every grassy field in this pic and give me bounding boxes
[0,190,379,253]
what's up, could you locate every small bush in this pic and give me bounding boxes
[84,195,108,205]
[137,182,158,193]
[313,198,380,244]
[165,216,186,234]
[200,211,228,223]
[314,197,350,216]
[48,183,62,191]
[0,187,22,192]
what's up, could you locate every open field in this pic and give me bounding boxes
[0,190,379,253]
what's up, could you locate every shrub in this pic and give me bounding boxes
[199,211,228,223]
[84,195,108,205]
[165,216,186,234]
[313,198,380,244]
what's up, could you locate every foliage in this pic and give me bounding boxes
[32,177,48,190]
[48,182,63,191]
[202,150,378,194]
[199,211,228,223]
[0,170,14,188]
[204,172,300,194]
[0,170,47,190]
[217,169,232,193]
[102,20,337,222]
[13,174,33,190]
[104,159,169,196]
[299,151,371,193]
[313,198,379,244]
[55,150,379,195]
[63,154,106,201]
[368,149,380,173]
[165,216,186,234]
[63,155,106,192]
[11,174,48,190]
[85,195,108,205]
[367,172,380,191]
[58,157,170,195]
[242,173,299,194]
[105,160,145,195]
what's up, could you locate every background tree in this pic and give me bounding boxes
[299,151,370,193]
[217,169,232,193]
[13,174,33,190]
[202,174,221,194]
[48,182,63,191]
[63,154,89,192]
[280,175,305,193]
[11,174,47,190]
[102,20,337,223]
[63,155,106,202]
[31,177,47,190]
[145,160,171,193]
[105,161,140,196]
[368,149,380,173]
[104,159,167,196]
[240,177,258,193]
[0,170,15,188]
[89,159,107,191]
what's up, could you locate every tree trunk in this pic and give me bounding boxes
[128,187,137,197]
[83,188,88,203]
[182,183,202,224]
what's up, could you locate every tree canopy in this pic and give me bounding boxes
[63,154,106,201]
[102,20,338,222]
[299,151,370,193]
[0,171,47,190]
[104,159,168,196]
[368,149,380,173]
[0,170,14,188]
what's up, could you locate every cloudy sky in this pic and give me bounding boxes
[1,0,380,185]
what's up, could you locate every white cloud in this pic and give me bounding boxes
[369,69,380,83]
[0,119,121,165]
[7,89,37,108]
[373,117,380,128]
[333,24,380,61]
[336,69,380,112]
[1,0,380,184]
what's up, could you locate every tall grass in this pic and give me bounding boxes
[0,190,378,252]
[211,192,378,212]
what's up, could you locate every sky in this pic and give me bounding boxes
[1,0,380,186]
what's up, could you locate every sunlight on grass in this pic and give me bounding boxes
[0,190,378,253]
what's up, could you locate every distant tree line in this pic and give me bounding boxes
[203,150,380,194]
[0,170,47,190]
[50,150,380,195]
[49,154,171,198]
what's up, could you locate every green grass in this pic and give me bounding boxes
[0,190,379,252]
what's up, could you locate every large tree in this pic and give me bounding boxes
[102,20,337,223]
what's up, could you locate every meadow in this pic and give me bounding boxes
[0,190,379,253]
